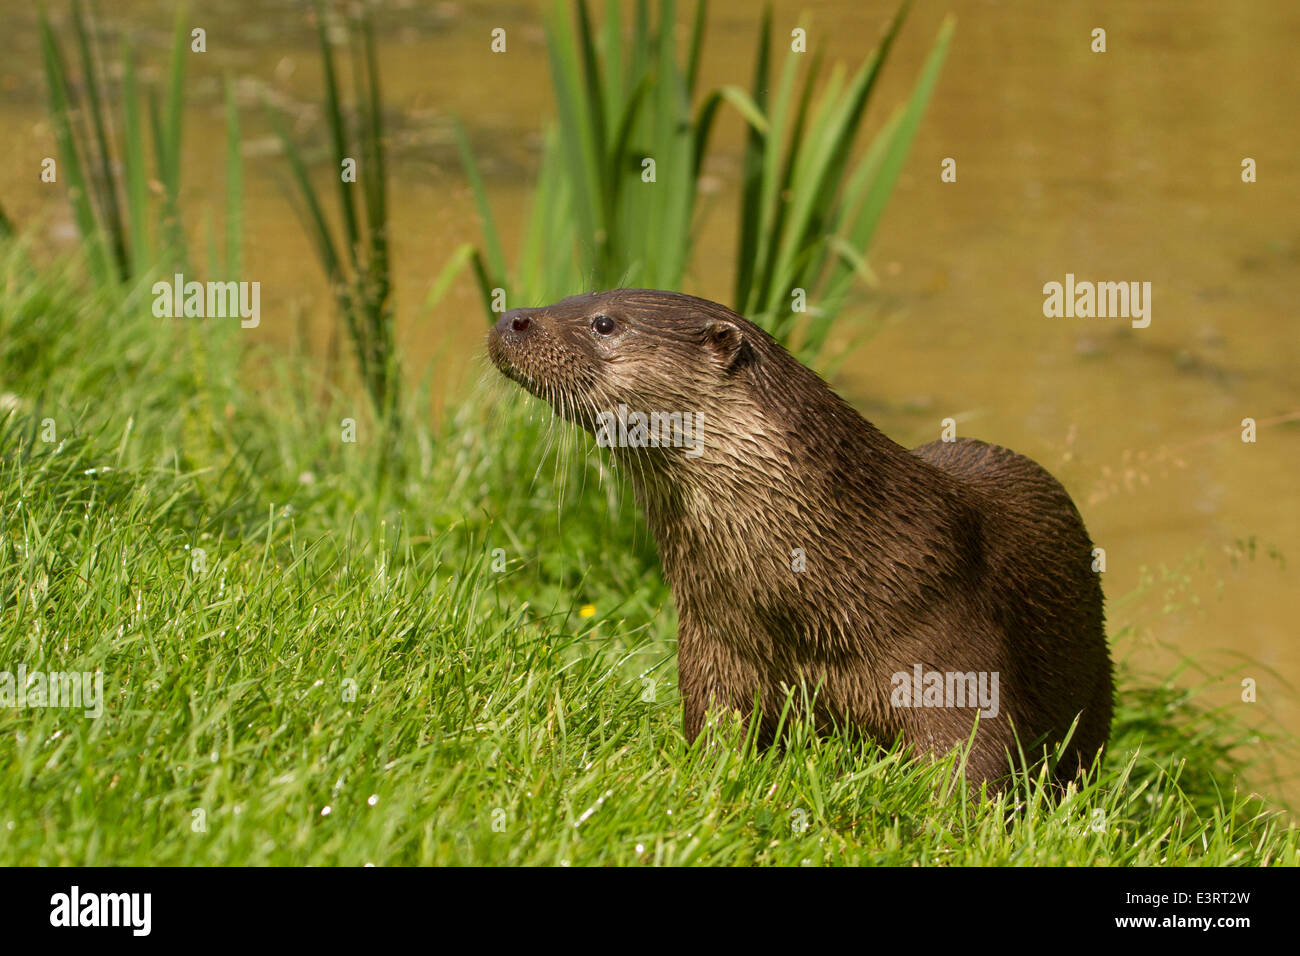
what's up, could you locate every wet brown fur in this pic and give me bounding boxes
[488,289,1112,791]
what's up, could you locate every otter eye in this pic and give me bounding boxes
[592,314,616,336]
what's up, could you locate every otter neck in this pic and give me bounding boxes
[614,397,967,658]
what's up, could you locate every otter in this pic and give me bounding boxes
[488,289,1112,791]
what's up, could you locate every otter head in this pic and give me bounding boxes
[488,289,767,468]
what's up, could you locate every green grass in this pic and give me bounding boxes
[0,240,1295,866]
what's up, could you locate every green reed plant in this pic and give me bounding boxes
[451,1,953,372]
[454,0,718,313]
[730,4,953,367]
[37,0,242,284]
[270,0,396,427]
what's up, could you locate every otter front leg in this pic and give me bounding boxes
[675,617,765,745]
[675,617,711,742]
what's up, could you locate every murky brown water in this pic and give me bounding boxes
[3,0,1297,794]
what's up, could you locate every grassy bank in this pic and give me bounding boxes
[0,243,1295,865]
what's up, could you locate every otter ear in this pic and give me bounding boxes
[703,319,757,373]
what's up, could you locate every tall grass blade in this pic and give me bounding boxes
[357,5,394,418]
[312,0,361,273]
[685,0,708,96]
[121,40,151,276]
[223,78,242,279]
[452,120,508,295]
[733,5,770,311]
[69,0,128,280]
[38,10,111,283]
[157,4,189,264]
[842,15,954,262]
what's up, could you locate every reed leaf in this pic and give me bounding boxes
[157,4,189,264]
[840,15,954,270]
[452,120,508,295]
[69,0,128,280]
[727,1,953,366]
[312,0,360,272]
[268,2,398,425]
[37,9,110,282]
[38,1,219,283]
[224,78,242,279]
[121,41,151,276]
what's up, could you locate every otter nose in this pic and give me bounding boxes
[496,309,534,336]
